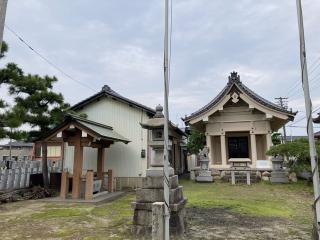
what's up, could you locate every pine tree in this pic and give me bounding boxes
[0,62,69,187]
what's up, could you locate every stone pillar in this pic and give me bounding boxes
[60,171,69,199]
[85,170,94,200]
[152,202,165,240]
[220,134,227,166]
[250,134,257,167]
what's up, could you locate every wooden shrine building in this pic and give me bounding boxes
[184,72,297,170]
[43,114,129,200]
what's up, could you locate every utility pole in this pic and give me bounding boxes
[0,0,8,50]
[275,97,288,143]
[163,0,170,239]
[296,0,320,238]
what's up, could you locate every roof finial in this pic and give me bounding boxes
[154,104,164,118]
[228,71,240,84]
[102,85,111,92]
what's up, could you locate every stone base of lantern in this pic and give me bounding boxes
[196,170,213,182]
[270,171,289,183]
[131,173,187,236]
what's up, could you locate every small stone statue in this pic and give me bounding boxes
[196,146,213,182]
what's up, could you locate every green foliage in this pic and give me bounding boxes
[0,63,70,140]
[187,129,206,154]
[266,138,320,173]
[0,41,8,59]
[272,132,282,145]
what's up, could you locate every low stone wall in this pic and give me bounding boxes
[114,177,143,191]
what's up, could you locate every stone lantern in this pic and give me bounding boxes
[132,105,187,235]
[270,155,288,183]
[196,147,213,182]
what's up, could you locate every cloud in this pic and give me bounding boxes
[1,0,320,137]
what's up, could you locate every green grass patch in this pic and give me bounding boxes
[180,179,313,220]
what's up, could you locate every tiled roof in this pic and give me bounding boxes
[70,85,155,116]
[183,72,297,122]
[0,141,33,148]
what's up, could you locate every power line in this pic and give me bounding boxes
[290,105,320,125]
[4,25,98,92]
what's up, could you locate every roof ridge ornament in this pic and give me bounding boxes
[102,85,111,92]
[228,71,241,84]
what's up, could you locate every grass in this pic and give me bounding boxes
[0,180,314,239]
[181,179,313,223]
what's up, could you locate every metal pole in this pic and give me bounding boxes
[296,0,320,236]
[163,0,170,239]
[275,97,288,143]
[0,0,8,50]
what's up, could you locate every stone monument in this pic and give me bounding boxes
[132,105,187,235]
[270,155,289,183]
[196,147,213,182]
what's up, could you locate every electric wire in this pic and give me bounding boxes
[4,25,98,92]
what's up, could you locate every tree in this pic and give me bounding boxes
[266,138,320,174]
[272,133,282,145]
[0,41,9,138]
[187,129,206,155]
[0,63,70,187]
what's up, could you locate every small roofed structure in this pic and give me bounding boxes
[43,114,129,200]
[183,72,297,170]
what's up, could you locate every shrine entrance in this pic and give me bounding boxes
[228,137,249,159]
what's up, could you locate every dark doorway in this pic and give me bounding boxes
[228,137,249,158]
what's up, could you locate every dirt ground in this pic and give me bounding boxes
[0,180,314,240]
[184,207,311,240]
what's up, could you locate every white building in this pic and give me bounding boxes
[65,85,155,188]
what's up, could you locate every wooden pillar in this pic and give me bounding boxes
[220,134,227,166]
[97,148,105,181]
[250,134,257,167]
[60,170,69,199]
[108,169,113,192]
[85,170,94,200]
[72,133,83,199]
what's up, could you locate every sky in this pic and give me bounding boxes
[1,0,320,141]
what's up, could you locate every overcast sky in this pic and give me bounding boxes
[1,0,320,139]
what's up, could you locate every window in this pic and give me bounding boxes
[35,145,62,157]
[48,146,61,157]
[3,156,9,161]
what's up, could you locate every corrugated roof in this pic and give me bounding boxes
[184,72,296,122]
[70,85,155,116]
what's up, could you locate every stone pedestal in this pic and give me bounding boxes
[196,170,213,182]
[132,172,187,235]
[270,156,289,183]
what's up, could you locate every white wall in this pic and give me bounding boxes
[64,98,150,178]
